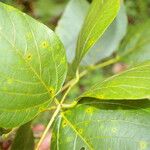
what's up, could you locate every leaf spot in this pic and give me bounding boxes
[111,127,117,134]
[25,53,32,61]
[41,41,49,49]
[85,107,94,114]
[78,128,83,134]
[49,87,55,97]
[139,141,147,150]
[62,120,68,128]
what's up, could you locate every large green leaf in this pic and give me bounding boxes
[72,0,120,71]
[118,20,150,66]
[11,122,34,150]
[56,0,127,66]
[51,98,150,150]
[0,2,67,128]
[80,61,150,100]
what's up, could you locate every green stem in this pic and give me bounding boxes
[61,56,120,92]
[60,70,79,104]
[1,128,18,141]
[36,56,120,149]
[61,101,78,109]
[35,105,61,150]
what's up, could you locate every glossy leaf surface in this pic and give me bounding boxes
[0,2,67,128]
[81,61,150,100]
[72,0,120,71]
[51,98,150,150]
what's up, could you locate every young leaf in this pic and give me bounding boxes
[51,98,150,150]
[82,3,127,65]
[72,0,120,71]
[118,20,150,66]
[0,2,67,128]
[80,61,150,100]
[56,0,127,66]
[11,122,34,150]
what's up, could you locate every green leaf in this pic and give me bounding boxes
[11,122,34,150]
[82,3,127,65]
[118,20,150,66]
[56,0,127,66]
[80,61,150,100]
[51,98,150,150]
[72,0,120,71]
[55,0,89,63]
[0,2,67,128]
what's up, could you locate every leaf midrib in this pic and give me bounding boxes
[0,27,52,99]
[62,113,94,150]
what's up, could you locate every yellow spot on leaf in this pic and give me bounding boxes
[139,141,147,150]
[111,127,117,133]
[41,41,49,49]
[62,120,67,128]
[49,87,55,97]
[25,53,32,61]
[78,128,83,134]
[85,107,94,114]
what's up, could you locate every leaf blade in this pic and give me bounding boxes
[51,98,150,150]
[0,2,67,128]
[80,61,150,100]
[72,0,120,71]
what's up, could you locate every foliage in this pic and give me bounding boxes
[0,0,150,150]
